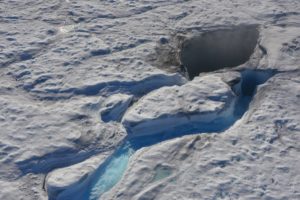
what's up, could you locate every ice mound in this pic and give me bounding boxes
[122,72,239,137]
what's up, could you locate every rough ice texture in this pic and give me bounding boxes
[0,0,299,199]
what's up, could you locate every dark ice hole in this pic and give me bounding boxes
[240,70,273,96]
[180,26,259,79]
[233,69,275,116]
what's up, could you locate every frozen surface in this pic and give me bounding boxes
[0,0,299,200]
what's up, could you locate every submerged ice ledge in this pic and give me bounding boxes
[46,69,274,200]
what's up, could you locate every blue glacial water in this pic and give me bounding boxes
[61,70,274,200]
[88,144,134,200]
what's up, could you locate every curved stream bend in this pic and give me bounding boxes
[54,69,274,200]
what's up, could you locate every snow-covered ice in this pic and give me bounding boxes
[0,0,299,200]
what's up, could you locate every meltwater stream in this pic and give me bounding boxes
[60,70,274,200]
